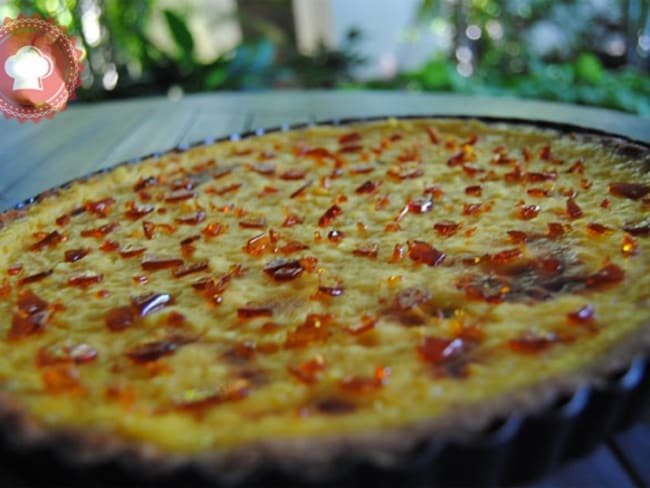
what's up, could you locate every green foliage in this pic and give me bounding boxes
[163,9,195,65]
[358,54,650,116]
[7,0,649,116]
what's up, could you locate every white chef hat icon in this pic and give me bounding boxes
[4,46,54,91]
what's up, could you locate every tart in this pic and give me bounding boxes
[0,118,648,479]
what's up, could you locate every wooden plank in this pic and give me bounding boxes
[0,102,149,210]
[176,111,248,146]
[181,91,650,143]
[609,425,650,487]
[87,102,195,169]
[530,445,635,488]
[249,111,312,130]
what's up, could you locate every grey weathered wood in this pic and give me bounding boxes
[0,101,149,208]
[250,111,313,129]
[176,110,248,146]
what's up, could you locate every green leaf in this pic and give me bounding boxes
[163,9,194,61]
[419,59,452,90]
[575,53,604,84]
[204,66,228,90]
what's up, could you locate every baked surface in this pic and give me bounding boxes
[0,118,648,470]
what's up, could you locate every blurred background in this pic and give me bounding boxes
[2,0,649,115]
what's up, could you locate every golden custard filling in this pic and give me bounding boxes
[0,119,648,454]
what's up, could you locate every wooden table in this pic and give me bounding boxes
[0,91,648,487]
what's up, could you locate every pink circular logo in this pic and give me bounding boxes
[0,14,83,123]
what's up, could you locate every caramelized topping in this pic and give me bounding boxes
[608,182,650,200]
[338,131,361,145]
[345,315,377,336]
[165,190,196,202]
[434,220,460,237]
[509,334,557,354]
[507,230,529,244]
[586,223,612,236]
[174,381,251,412]
[282,214,304,227]
[518,204,540,220]
[462,203,483,216]
[623,221,650,236]
[465,185,482,197]
[126,335,193,363]
[30,231,65,251]
[622,234,638,256]
[119,245,147,258]
[142,221,155,239]
[41,366,84,394]
[525,171,556,183]
[80,223,119,238]
[489,248,522,264]
[408,199,433,214]
[64,248,90,263]
[263,258,304,281]
[239,217,267,229]
[10,290,50,338]
[134,176,157,191]
[288,355,326,384]
[327,230,344,243]
[208,183,241,196]
[566,198,583,219]
[19,270,54,286]
[131,292,175,317]
[527,188,551,198]
[68,272,103,288]
[172,261,209,278]
[418,337,463,363]
[105,306,136,331]
[85,197,115,216]
[425,126,439,144]
[17,290,48,315]
[355,180,381,194]
[387,163,423,181]
[318,205,342,227]
[407,240,445,266]
[566,305,595,325]
[585,263,624,288]
[237,305,274,319]
[289,180,313,199]
[124,203,154,220]
[245,233,271,256]
[249,162,275,176]
[175,211,206,225]
[285,314,334,348]
[547,222,565,238]
[141,255,184,271]
[353,242,379,259]
[37,341,98,367]
[280,169,306,180]
[316,272,344,297]
[339,366,390,393]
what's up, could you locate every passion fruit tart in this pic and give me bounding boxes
[0,118,648,479]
